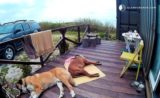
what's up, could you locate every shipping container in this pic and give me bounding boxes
[117,0,159,97]
[116,0,140,40]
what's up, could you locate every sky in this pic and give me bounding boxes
[0,0,116,26]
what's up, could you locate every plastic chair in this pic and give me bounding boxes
[120,40,144,80]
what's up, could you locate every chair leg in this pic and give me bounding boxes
[135,63,141,80]
[120,61,133,78]
[120,66,126,77]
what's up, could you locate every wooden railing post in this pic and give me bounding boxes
[40,56,44,66]
[87,25,90,33]
[78,26,81,43]
[59,28,67,54]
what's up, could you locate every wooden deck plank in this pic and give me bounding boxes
[20,40,145,98]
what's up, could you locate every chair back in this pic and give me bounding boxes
[134,40,144,53]
[133,40,144,62]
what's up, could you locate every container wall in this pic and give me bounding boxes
[140,0,156,76]
[116,0,140,40]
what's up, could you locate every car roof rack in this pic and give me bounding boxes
[3,22,15,25]
[14,20,27,22]
[3,20,35,25]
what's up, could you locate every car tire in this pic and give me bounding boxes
[3,45,15,60]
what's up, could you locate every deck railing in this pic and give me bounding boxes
[0,24,90,66]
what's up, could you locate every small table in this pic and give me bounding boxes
[82,33,101,47]
[122,31,141,52]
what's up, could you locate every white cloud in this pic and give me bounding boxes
[0,0,116,25]
[0,0,35,6]
[38,0,116,24]
[0,0,22,4]
[0,10,6,14]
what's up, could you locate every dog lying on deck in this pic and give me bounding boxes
[64,55,101,78]
[16,67,76,98]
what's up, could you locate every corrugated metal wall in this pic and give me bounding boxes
[116,0,140,40]
[116,0,156,76]
[140,0,156,76]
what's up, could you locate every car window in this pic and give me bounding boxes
[15,24,23,31]
[22,23,30,31]
[0,23,14,34]
[29,22,40,29]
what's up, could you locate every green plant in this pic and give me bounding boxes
[0,66,9,85]
[14,64,31,77]
[15,53,32,77]
[99,32,105,39]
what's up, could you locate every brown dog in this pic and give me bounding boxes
[64,55,101,78]
[17,67,76,98]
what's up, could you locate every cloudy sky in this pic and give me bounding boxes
[0,0,116,26]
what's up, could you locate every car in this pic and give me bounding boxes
[0,20,41,60]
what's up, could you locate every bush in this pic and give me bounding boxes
[99,32,105,39]
[39,18,117,40]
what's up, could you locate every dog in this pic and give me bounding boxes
[16,67,76,98]
[64,55,101,78]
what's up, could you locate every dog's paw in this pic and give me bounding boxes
[70,90,76,98]
[96,61,102,66]
[72,95,76,98]
[73,83,78,87]
[58,95,64,98]
[58,91,64,98]
[91,73,100,77]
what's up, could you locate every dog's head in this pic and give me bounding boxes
[16,79,28,93]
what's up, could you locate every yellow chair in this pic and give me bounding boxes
[120,40,144,80]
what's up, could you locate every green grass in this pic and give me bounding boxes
[52,31,85,49]
[39,18,117,40]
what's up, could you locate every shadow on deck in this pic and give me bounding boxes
[21,40,145,98]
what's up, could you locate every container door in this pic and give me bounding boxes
[116,0,140,40]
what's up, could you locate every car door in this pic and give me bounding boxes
[22,23,32,35]
[13,23,25,50]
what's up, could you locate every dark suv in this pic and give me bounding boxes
[0,20,41,60]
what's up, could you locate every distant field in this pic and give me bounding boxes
[52,31,85,49]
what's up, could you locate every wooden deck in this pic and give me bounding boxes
[21,40,145,98]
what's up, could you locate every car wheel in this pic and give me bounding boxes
[3,45,15,60]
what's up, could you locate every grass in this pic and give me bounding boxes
[39,18,117,40]
[52,31,85,49]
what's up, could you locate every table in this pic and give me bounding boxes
[82,33,101,47]
[122,31,141,52]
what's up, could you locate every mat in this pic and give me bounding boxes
[73,65,106,85]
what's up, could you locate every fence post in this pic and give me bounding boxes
[40,56,44,66]
[87,25,90,33]
[78,26,81,43]
[59,28,67,54]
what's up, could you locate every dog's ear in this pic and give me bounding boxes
[17,79,23,85]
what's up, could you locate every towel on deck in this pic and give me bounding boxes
[23,30,54,59]
[70,64,106,85]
